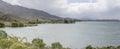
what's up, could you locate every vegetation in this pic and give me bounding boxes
[0,22,5,27]
[63,19,75,24]
[28,21,37,24]
[0,30,7,38]
[85,45,120,49]
[51,42,63,49]
[0,30,70,49]
[11,22,24,27]
[85,45,96,49]
[0,30,119,49]
[32,38,46,49]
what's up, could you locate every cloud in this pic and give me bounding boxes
[2,0,120,19]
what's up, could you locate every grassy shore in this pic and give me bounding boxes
[0,20,76,27]
[0,30,119,49]
[0,30,70,49]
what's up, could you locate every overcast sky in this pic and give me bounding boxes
[2,0,120,19]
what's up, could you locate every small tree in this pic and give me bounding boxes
[32,38,46,49]
[85,45,96,49]
[28,21,36,24]
[11,22,18,27]
[64,20,69,23]
[0,30,7,38]
[0,22,5,27]
[10,43,27,49]
[0,39,13,49]
[51,42,63,49]
[19,23,24,27]
[11,22,24,27]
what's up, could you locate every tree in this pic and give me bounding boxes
[0,39,13,49]
[32,38,46,49]
[64,20,69,23]
[11,22,24,27]
[85,45,96,49]
[10,43,27,49]
[19,22,24,27]
[51,42,63,49]
[11,22,18,27]
[28,21,36,24]
[0,22,5,27]
[0,30,7,38]
[9,35,19,43]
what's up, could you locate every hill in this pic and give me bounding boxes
[0,0,62,21]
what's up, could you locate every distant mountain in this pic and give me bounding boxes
[0,0,62,20]
[0,12,26,21]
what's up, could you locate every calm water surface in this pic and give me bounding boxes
[0,22,120,49]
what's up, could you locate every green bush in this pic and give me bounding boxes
[28,21,37,24]
[0,30,70,49]
[85,45,96,49]
[0,22,5,27]
[0,30,7,38]
[64,20,69,23]
[51,42,63,49]
[10,43,27,49]
[19,23,24,27]
[0,39,13,49]
[11,22,24,27]
[32,38,46,49]
[11,22,18,27]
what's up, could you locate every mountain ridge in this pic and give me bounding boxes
[0,0,62,21]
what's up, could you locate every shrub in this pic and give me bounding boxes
[64,20,69,23]
[85,45,95,49]
[0,30,7,38]
[11,22,18,27]
[0,39,13,49]
[32,38,46,49]
[51,42,63,49]
[28,21,36,24]
[0,22,5,27]
[19,23,24,27]
[10,43,27,49]
[11,22,24,27]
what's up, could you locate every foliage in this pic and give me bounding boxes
[0,30,7,38]
[51,42,63,49]
[28,21,37,24]
[85,45,96,49]
[10,43,27,49]
[11,22,24,27]
[32,38,46,49]
[0,22,5,27]
[64,20,69,23]
[11,22,18,27]
[0,30,119,49]
[19,22,24,27]
[85,45,120,49]
[0,38,13,49]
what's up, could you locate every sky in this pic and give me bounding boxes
[2,0,120,19]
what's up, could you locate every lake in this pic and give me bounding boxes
[0,22,120,49]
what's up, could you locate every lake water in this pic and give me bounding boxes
[0,22,120,49]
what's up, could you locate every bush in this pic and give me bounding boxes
[28,21,37,24]
[32,38,46,49]
[11,22,18,27]
[19,23,24,27]
[0,30,7,38]
[0,22,5,27]
[11,22,24,27]
[0,39,13,49]
[10,43,27,49]
[51,42,63,49]
[85,45,95,49]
